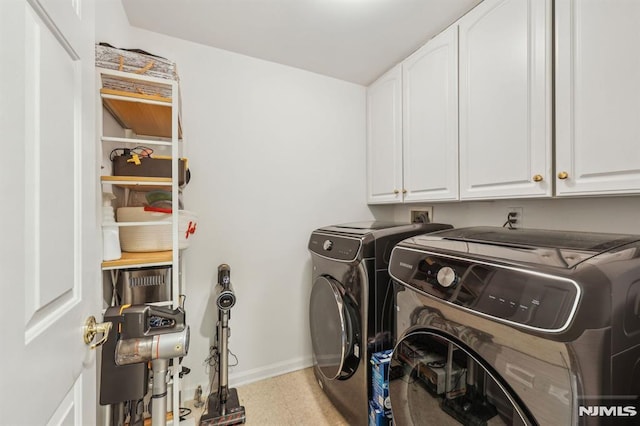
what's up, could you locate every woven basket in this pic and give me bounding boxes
[96,44,178,81]
[117,207,197,252]
[102,75,173,99]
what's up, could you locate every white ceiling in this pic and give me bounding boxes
[121,0,482,86]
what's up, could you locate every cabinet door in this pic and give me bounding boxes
[1,0,99,424]
[367,65,403,204]
[403,25,459,202]
[459,0,552,200]
[556,0,640,196]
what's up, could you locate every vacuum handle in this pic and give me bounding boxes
[218,264,231,289]
[216,264,236,310]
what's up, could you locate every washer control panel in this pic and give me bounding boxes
[436,266,457,288]
[389,247,579,332]
[308,232,361,261]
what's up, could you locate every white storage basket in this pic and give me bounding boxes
[117,207,197,252]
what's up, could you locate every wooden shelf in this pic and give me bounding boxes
[101,88,182,138]
[101,136,174,147]
[101,175,173,191]
[102,250,173,270]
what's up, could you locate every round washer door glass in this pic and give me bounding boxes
[309,276,359,380]
[389,331,532,426]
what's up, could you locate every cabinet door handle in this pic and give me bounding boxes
[532,174,543,182]
[393,189,400,195]
[402,189,407,194]
[557,171,569,180]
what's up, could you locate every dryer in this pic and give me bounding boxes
[308,221,452,424]
[388,227,640,425]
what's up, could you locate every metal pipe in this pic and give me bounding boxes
[446,342,454,398]
[218,309,230,415]
[151,359,169,426]
[467,355,476,387]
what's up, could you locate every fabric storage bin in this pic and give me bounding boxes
[96,43,178,81]
[117,207,197,252]
[112,156,188,186]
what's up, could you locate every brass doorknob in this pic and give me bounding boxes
[557,171,569,180]
[83,316,112,349]
[532,174,543,182]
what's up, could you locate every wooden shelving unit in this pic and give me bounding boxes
[97,66,185,424]
[98,67,182,276]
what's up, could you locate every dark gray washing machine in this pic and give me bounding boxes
[308,221,452,425]
[388,226,640,425]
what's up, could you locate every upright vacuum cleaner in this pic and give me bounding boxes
[100,305,190,426]
[200,264,247,426]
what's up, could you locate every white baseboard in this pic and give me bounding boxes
[182,355,314,405]
[229,355,314,387]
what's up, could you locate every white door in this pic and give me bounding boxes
[366,64,403,204]
[458,0,552,200]
[0,0,99,425]
[556,0,640,196]
[402,25,458,202]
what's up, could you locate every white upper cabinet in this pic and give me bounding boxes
[403,25,459,202]
[367,64,403,204]
[458,0,552,200]
[555,0,640,196]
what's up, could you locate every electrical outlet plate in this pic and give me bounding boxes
[506,207,524,228]
[410,207,434,223]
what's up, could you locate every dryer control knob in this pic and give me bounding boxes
[437,266,458,288]
[323,240,333,251]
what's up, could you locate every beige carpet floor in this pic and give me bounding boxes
[188,367,349,426]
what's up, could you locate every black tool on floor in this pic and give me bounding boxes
[200,264,247,426]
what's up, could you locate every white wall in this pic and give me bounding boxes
[391,196,640,234]
[95,0,389,401]
[96,0,640,408]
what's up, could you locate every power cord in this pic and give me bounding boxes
[179,407,192,421]
[502,212,518,229]
[201,344,240,416]
[228,348,239,367]
[109,145,154,161]
[200,345,219,418]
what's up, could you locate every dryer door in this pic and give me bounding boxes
[389,331,534,426]
[309,275,360,380]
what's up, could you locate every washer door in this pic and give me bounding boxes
[309,275,360,380]
[389,331,534,426]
